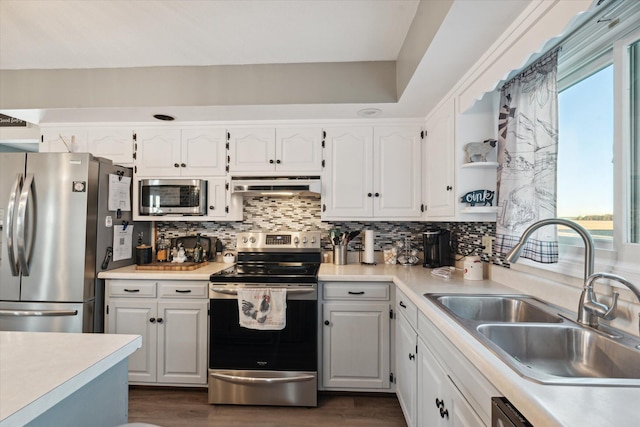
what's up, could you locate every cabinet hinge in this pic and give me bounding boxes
[420,204,424,212]
[133,133,137,141]
[421,130,427,139]
[321,140,325,148]
[225,206,229,213]
[106,305,109,315]
[227,155,230,164]
[226,165,229,173]
[133,152,137,160]
[225,182,229,191]
[41,135,44,143]
[322,130,326,140]
[134,165,137,174]
[390,373,395,384]
[227,132,230,141]
[390,308,394,319]
[322,204,326,212]
[416,344,419,354]
[321,159,325,168]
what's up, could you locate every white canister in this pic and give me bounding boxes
[463,256,484,280]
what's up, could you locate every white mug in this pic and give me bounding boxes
[463,256,484,280]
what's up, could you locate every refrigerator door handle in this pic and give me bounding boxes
[5,173,23,276]
[0,309,79,317]
[16,173,36,277]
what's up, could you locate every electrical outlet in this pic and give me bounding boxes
[482,235,493,255]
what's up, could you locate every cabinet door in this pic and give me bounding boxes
[205,177,228,218]
[181,127,227,176]
[424,98,455,218]
[157,300,208,385]
[107,299,157,383]
[323,127,374,218]
[374,126,422,217]
[322,301,390,389]
[396,311,418,427]
[228,128,276,173]
[41,128,88,153]
[448,381,485,427]
[87,128,134,166]
[417,337,448,427]
[135,129,182,176]
[275,127,323,172]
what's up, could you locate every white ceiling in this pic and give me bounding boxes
[0,0,531,123]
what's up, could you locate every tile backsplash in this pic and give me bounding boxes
[155,195,508,266]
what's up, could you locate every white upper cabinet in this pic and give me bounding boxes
[423,98,455,219]
[323,125,422,220]
[228,127,322,174]
[323,127,374,218]
[87,128,134,166]
[41,128,88,153]
[135,128,226,177]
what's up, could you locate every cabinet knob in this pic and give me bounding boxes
[446,185,453,191]
[174,163,180,168]
[276,159,281,164]
[435,398,444,408]
[181,163,186,168]
[149,318,156,323]
[409,353,415,360]
[367,193,373,197]
[269,159,275,164]
[157,318,164,324]
[324,320,330,326]
[374,193,380,197]
[210,205,215,210]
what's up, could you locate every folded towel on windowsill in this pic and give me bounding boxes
[237,288,286,330]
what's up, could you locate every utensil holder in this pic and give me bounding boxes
[333,245,347,265]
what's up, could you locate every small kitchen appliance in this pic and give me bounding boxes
[208,231,321,407]
[422,229,451,268]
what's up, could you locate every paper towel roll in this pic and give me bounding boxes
[363,230,375,264]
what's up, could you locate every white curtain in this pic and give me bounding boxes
[495,49,560,263]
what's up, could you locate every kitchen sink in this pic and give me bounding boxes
[431,294,563,323]
[477,324,640,384]
[424,293,640,386]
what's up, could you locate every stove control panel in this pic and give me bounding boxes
[237,231,321,250]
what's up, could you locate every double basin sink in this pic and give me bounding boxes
[424,293,640,386]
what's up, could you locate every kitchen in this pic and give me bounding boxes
[1,1,640,426]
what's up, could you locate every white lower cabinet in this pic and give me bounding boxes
[395,289,418,427]
[320,282,391,390]
[105,280,209,386]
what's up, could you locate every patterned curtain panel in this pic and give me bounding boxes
[495,49,560,263]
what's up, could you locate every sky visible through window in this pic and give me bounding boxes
[557,65,613,239]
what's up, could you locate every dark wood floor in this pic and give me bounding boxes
[128,387,407,427]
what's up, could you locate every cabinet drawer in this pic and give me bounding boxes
[396,288,417,329]
[107,280,156,298]
[159,282,208,298]
[322,282,390,301]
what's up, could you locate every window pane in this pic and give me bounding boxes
[630,39,640,244]
[557,65,614,246]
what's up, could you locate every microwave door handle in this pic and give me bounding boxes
[5,173,23,276]
[16,173,36,277]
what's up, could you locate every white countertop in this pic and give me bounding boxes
[0,332,141,427]
[319,263,640,427]
[98,261,640,425]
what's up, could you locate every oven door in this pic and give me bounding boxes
[209,289,317,372]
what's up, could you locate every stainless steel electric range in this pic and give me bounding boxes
[208,231,321,407]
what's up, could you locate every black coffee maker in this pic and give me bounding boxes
[422,229,451,268]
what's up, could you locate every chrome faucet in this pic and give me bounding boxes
[504,218,598,327]
[585,272,640,334]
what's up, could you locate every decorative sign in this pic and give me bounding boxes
[0,114,27,127]
[460,189,495,207]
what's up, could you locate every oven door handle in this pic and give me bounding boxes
[209,287,315,296]
[209,372,315,385]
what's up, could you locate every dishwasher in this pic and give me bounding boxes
[491,397,533,427]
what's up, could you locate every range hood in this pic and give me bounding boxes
[231,176,321,197]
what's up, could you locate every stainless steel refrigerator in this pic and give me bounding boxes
[0,152,147,333]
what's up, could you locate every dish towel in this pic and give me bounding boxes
[238,288,286,330]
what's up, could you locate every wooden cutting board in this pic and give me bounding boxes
[135,261,209,271]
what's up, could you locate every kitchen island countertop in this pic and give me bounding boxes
[0,331,141,427]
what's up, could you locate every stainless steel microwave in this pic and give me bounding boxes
[139,179,207,216]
